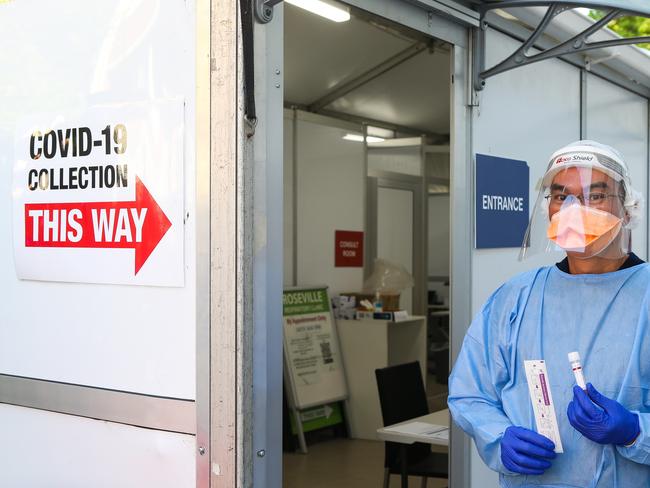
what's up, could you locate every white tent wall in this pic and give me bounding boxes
[585,73,649,259]
[466,26,650,488]
[283,111,366,295]
[0,404,195,487]
[0,0,198,399]
[0,0,208,486]
[368,145,423,176]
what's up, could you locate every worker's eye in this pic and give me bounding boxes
[551,194,567,203]
[587,192,607,203]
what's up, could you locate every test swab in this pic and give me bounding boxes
[568,352,587,390]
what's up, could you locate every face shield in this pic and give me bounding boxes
[520,141,643,261]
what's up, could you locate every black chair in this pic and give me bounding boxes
[375,361,448,488]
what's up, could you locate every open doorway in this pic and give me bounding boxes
[281,2,451,486]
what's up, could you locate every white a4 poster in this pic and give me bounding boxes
[12,100,184,286]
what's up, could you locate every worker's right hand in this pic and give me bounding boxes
[500,426,556,475]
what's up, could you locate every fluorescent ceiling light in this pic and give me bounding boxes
[285,0,351,22]
[343,134,385,143]
[367,126,394,139]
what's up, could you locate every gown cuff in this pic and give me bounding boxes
[617,411,650,465]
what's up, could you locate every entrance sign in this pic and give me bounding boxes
[12,100,184,286]
[475,153,529,249]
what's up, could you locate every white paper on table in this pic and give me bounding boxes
[383,421,449,440]
[524,360,564,453]
[393,310,410,322]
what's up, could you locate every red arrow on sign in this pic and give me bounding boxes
[24,176,172,275]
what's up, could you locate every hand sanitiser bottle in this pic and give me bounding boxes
[568,351,587,390]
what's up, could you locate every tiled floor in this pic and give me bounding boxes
[283,437,448,488]
[284,377,449,488]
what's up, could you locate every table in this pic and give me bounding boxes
[376,409,449,488]
[337,316,427,440]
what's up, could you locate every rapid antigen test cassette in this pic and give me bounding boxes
[524,360,564,453]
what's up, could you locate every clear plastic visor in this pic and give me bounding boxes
[520,167,630,261]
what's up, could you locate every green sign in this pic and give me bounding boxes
[283,288,330,316]
[289,402,344,434]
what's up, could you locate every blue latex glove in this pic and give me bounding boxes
[500,426,556,475]
[567,383,640,446]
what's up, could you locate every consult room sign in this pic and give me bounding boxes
[335,230,364,267]
[475,154,529,249]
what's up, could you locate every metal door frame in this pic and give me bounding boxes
[366,173,428,317]
[249,1,473,487]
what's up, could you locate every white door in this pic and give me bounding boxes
[377,186,415,313]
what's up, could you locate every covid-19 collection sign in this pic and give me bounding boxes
[12,100,185,286]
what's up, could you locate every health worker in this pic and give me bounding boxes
[448,140,650,487]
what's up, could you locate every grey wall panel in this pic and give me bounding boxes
[472,28,581,311]
[586,74,649,260]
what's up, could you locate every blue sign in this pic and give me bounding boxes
[475,154,529,249]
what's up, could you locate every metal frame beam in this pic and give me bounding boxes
[403,0,480,26]
[284,102,450,141]
[483,8,650,98]
[474,2,650,90]
[256,0,481,26]
[0,374,195,434]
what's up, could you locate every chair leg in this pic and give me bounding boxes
[383,468,390,488]
[420,476,428,488]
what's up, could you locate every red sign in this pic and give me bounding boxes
[335,230,364,267]
[24,176,171,275]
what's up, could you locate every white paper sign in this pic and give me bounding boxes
[383,421,449,441]
[12,100,184,286]
[283,312,340,386]
[524,360,564,453]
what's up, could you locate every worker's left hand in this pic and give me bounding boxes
[567,383,640,446]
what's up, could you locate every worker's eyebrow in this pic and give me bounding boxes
[550,184,565,192]
[589,181,609,191]
[550,182,610,192]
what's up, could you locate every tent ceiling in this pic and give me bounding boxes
[284,4,451,136]
[324,51,451,135]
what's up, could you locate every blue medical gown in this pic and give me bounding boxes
[448,264,650,487]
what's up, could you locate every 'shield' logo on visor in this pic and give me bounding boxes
[555,153,594,165]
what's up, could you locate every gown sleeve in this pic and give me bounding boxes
[617,413,650,464]
[448,288,517,474]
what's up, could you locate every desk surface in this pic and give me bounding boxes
[376,409,449,446]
